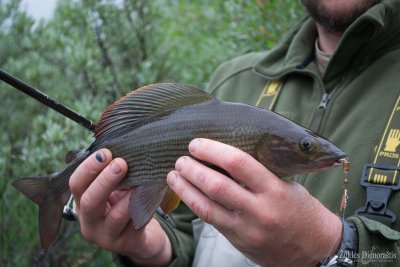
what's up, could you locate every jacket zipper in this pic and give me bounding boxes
[310,91,334,132]
[309,67,349,133]
[253,67,341,133]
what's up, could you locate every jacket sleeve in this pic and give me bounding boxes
[347,215,400,266]
[114,203,197,267]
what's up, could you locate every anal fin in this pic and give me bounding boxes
[129,182,168,230]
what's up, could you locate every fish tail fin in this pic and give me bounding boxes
[12,174,70,252]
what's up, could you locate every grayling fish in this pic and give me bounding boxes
[12,83,346,251]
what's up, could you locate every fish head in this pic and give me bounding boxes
[256,129,347,178]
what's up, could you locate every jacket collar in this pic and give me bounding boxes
[254,0,400,82]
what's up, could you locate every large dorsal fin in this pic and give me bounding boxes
[94,83,213,140]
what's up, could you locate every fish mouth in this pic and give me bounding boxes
[333,158,346,168]
[318,152,347,170]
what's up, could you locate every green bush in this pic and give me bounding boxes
[0,0,304,266]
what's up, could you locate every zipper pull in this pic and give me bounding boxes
[318,92,332,110]
[310,92,333,132]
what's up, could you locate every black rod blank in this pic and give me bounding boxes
[0,68,96,131]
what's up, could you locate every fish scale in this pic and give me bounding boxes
[105,102,263,188]
[12,83,346,251]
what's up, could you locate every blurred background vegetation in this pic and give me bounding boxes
[0,0,304,266]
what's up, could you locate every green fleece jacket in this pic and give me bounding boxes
[116,0,400,266]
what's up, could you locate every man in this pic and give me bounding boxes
[69,0,400,266]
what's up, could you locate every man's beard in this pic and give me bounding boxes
[301,0,382,32]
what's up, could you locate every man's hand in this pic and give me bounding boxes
[167,138,342,267]
[69,148,172,267]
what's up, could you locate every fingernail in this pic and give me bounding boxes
[167,172,178,187]
[110,160,121,174]
[175,157,186,171]
[189,139,200,153]
[95,150,105,162]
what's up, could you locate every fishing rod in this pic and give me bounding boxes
[0,68,176,226]
[0,68,96,131]
[0,68,95,221]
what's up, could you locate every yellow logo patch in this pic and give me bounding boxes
[368,96,400,184]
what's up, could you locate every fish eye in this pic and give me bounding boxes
[299,137,314,153]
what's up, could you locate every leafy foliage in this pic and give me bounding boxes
[0,0,304,266]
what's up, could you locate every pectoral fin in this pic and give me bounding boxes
[128,183,168,230]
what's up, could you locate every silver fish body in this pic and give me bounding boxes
[12,83,346,251]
